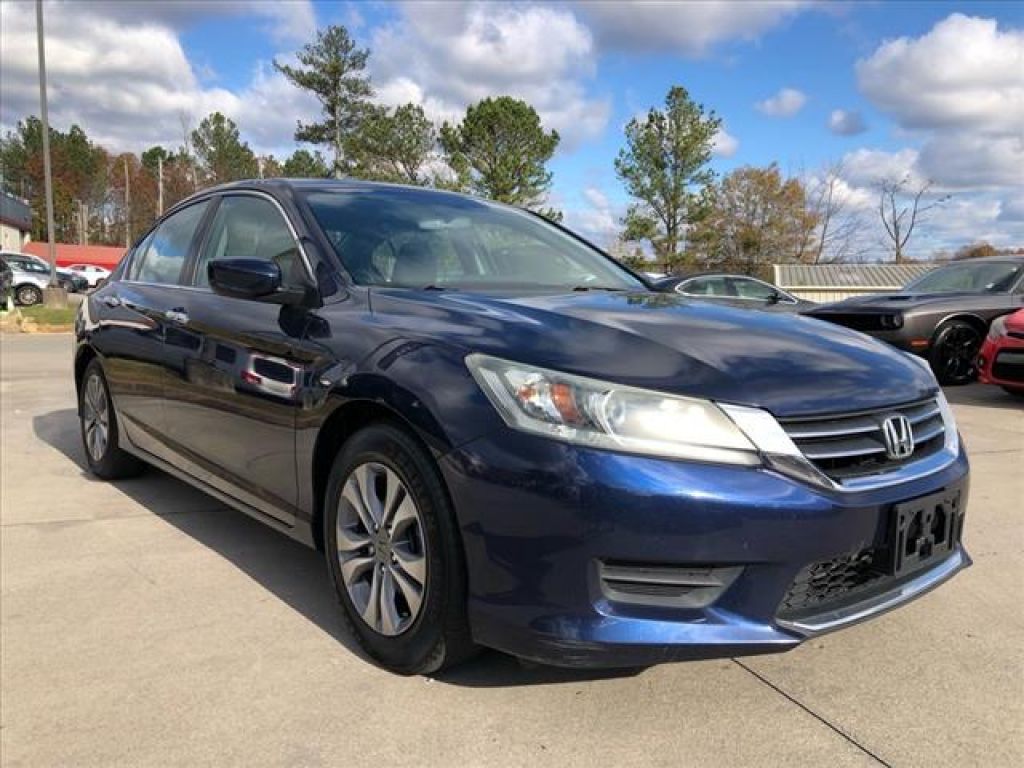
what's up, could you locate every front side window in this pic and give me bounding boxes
[904,261,1022,294]
[304,189,643,291]
[131,201,209,284]
[195,196,304,289]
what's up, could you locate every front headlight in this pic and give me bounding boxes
[466,354,762,466]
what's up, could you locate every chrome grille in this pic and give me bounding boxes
[780,398,947,482]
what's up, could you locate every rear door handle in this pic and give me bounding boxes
[164,308,189,325]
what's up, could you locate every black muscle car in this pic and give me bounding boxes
[804,256,1024,384]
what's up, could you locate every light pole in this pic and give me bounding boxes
[35,0,65,307]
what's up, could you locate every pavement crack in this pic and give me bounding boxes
[731,658,892,767]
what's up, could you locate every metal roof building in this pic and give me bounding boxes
[773,263,939,303]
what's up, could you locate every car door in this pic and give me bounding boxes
[160,193,317,525]
[90,200,211,460]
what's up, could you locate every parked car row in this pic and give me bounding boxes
[653,256,1024,394]
[0,251,110,305]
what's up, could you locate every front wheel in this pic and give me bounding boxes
[15,284,42,306]
[929,320,982,385]
[324,424,476,675]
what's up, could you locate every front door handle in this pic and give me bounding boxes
[164,308,189,325]
[101,294,121,308]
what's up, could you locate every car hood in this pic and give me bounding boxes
[368,289,937,417]
[807,291,988,313]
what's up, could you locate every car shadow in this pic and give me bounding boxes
[944,383,1023,411]
[33,408,643,688]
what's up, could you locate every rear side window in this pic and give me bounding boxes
[729,278,776,300]
[131,201,209,284]
[679,277,732,297]
[194,196,304,290]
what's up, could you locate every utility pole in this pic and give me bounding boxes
[124,156,131,248]
[157,153,164,216]
[36,0,65,307]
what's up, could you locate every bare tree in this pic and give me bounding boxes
[877,175,949,263]
[805,161,865,263]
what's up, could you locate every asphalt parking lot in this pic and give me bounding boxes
[2,332,1022,767]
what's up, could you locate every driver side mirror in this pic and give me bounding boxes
[766,291,781,305]
[208,259,313,306]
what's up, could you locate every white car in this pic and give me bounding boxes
[66,263,111,288]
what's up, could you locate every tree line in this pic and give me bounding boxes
[1,22,994,271]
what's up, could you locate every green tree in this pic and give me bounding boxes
[190,112,258,184]
[689,164,819,275]
[1,117,108,243]
[440,96,560,210]
[274,25,374,177]
[615,86,720,268]
[282,148,331,178]
[349,103,437,185]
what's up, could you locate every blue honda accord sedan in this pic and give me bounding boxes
[74,180,969,674]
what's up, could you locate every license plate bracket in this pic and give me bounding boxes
[890,484,965,577]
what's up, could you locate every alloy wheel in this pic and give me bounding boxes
[17,286,40,306]
[336,462,427,636]
[82,373,110,461]
[939,326,981,383]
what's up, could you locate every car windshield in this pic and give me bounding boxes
[904,261,1022,294]
[303,189,644,291]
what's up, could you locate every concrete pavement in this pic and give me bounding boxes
[2,333,1022,767]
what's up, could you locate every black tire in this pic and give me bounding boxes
[929,320,982,385]
[15,284,42,306]
[324,423,476,675]
[1002,386,1024,398]
[79,359,145,480]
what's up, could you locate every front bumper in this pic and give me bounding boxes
[978,335,1024,390]
[440,430,970,668]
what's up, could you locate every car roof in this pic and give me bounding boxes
[167,177,496,216]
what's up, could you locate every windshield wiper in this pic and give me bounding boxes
[571,285,627,292]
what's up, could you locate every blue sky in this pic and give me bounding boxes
[2,1,1022,257]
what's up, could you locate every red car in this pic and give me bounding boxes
[977,309,1024,396]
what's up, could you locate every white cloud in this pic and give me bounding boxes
[839,148,922,187]
[0,1,319,155]
[856,14,1023,136]
[855,13,1024,192]
[997,194,1024,223]
[711,127,739,158]
[828,109,867,136]
[839,13,1024,254]
[566,186,620,246]
[370,2,609,150]
[578,1,808,56]
[755,88,806,117]
[77,0,316,44]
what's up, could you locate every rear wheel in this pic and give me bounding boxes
[929,320,982,385]
[15,284,42,306]
[324,424,476,675]
[79,359,145,479]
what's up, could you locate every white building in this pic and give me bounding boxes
[772,263,938,303]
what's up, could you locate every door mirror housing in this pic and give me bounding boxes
[766,291,781,305]
[208,259,314,306]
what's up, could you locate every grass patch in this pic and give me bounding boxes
[19,304,77,326]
